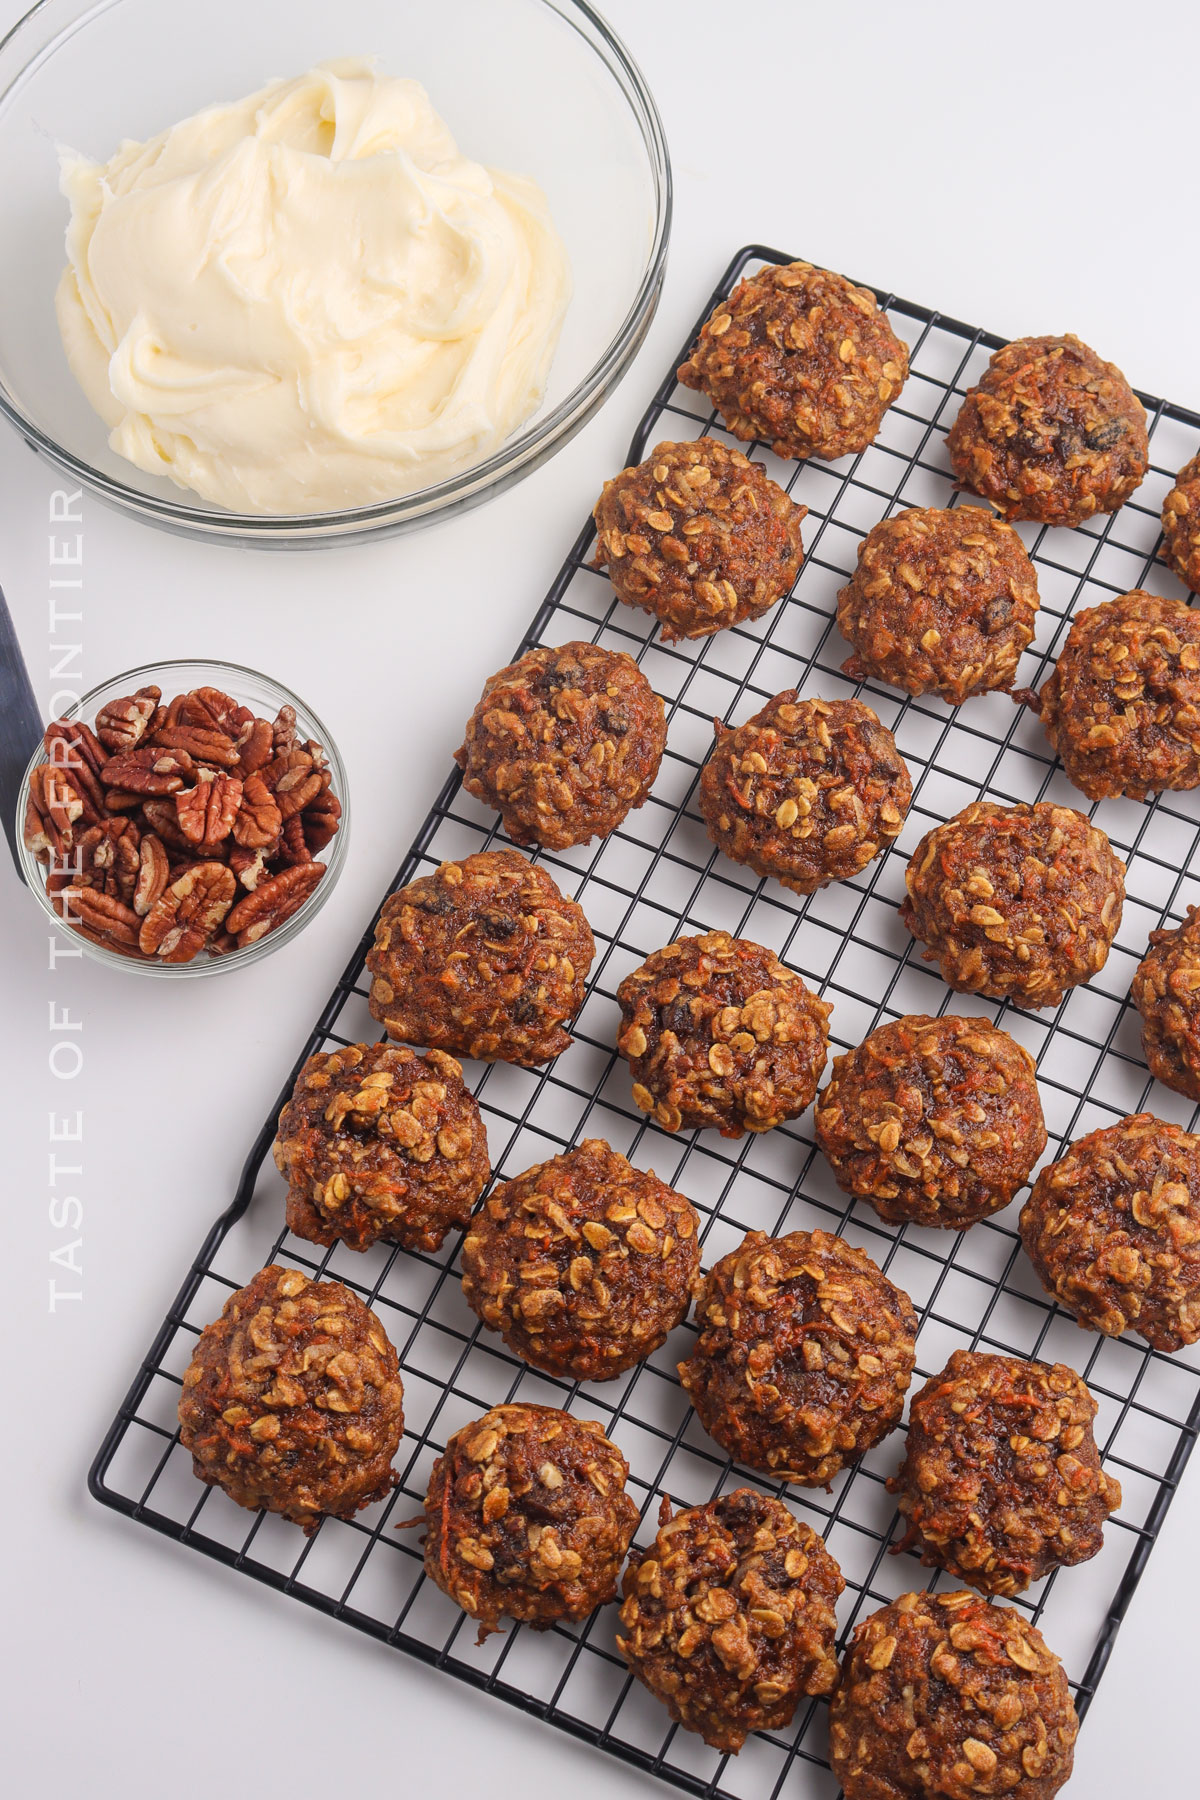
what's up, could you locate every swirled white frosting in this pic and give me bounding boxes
[55,62,571,514]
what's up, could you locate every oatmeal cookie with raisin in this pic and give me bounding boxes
[888,1350,1119,1596]
[273,1042,488,1254]
[455,641,666,849]
[1161,451,1200,591]
[814,1014,1045,1229]
[678,1228,917,1484]
[617,1488,843,1752]
[178,1266,404,1531]
[1023,592,1200,800]
[837,506,1039,702]
[677,261,908,462]
[900,801,1124,1009]
[1133,906,1200,1098]
[615,932,831,1136]
[415,1403,637,1635]
[462,1139,700,1381]
[830,1590,1078,1800]
[591,439,805,641]
[947,334,1148,526]
[698,694,910,895]
[367,850,594,1067]
[1020,1113,1200,1352]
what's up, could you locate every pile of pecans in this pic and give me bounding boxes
[24,678,341,963]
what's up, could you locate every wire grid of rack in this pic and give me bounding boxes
[91,245,1200,1800]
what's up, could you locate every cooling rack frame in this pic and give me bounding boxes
[90,244,1200,1800]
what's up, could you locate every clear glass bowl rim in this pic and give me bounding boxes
[16,656,351,977]
[0,0,673,542]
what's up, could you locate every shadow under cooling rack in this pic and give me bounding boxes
[91,245,1200,1800]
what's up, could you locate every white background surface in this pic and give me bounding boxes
[2,1,1197,1793]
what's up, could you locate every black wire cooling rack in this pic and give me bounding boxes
[91,245,1200,1800]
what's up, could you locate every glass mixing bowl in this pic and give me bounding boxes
[0,0,670,545]
[16,659,350,976]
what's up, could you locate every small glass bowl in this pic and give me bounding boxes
[0,0,671,546]
[16,659,350,977]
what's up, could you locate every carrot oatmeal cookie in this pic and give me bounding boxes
[815,1014,1046,1229]
[615,932,831,1136]
[591,439,805,641]
[1133,906,1200,1098]
[455,640,666,849]
[414,1403,637,1635]
[461,1139,701,1381]
[1162,451,1200,591]
[837,506,1040,702]
[1020,1113,1200,1352]
[888,1350,1119,1596]
[830,1590,1078,1800]
[617,1488,843,1752]
[1021,592,1200,800]
[677,261,908,462]
[366,849,594,1067]
[678,1228,917,1484]
[273,1042,488,1254]
[947,334,1148,527]
[900,801,1124,1009]
[178,1266,404,1531]
[698,694,911,895]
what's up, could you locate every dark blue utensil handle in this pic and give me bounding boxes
[0,585,44,877]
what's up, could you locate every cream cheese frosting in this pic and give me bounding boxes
[55,61,571,514]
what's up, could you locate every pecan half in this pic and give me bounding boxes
[99,789,144,813]
[279,771,324,820]
[23,777,60,862]
[229,845,269,890]
[50,768,91,835]
[47,861,85,914]
[94,686,161,752]
[43,721,107,819]
[149,723,240,767]
[231,770,282,849]
[234,717,273,775]
[226,862,326,946]
[25,764,82,857]
[303,790,342,853]
[76,923,153,962]
[163,686,247,735]
[68,830,108,893]
[186,685,255,736]
[75,819,141,904]
[101,746,194,795]
[176,770,243,847]
[70,887,141,948]
[272,704,298,754]
[264,748,322,819]
[139,797,195,851]
[138,861,236,963]
[133,833,170,917]
[44,716,106,780]
[278,814,313,865]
